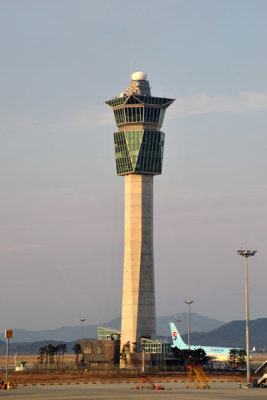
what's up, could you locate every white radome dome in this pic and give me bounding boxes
[132,71,147,81]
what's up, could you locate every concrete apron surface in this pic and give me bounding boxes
[3,382,267,400]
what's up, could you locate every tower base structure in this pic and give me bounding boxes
[120,174,156,353]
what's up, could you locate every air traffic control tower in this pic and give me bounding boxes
[105,72,174,352]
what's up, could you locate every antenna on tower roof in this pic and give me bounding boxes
[129,60,132,79]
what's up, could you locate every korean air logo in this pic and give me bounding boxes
[172,331,177,340]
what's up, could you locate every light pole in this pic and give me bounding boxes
[184,300,193,350]
[5,330,13,385]
[237,249,257,385]
[80,318,86,341]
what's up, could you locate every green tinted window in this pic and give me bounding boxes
[125,96,143,104]
[114,131,133,174]
[140,338,171,354]
[113,130,165,175]
[98,326,120,341]
[112,103,166,126]
[105,96,128,107]
[133,95,174,106]
[115,106,145,124]
[144,107,160,123]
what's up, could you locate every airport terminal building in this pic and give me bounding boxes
[81,327,171,368]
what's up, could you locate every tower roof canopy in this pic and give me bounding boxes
[105,94,174,109]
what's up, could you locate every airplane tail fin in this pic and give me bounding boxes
[170,322,187,349]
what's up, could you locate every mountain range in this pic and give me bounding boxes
[0,312,224,343]
[0,315,266,354]
[187,318,267,349]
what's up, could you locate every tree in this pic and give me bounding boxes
[56,344,67,365]
[171,347,208,366]
[188,348,209,365]
[60,344,67,364]
[38,346,46,364]
[46,344,56,364]
[132,342,137,353]
[229,348,246,368]
[229,349,238,367]
[237,349,246,367]
[38,344,57,365]
[120,341,131,365]
[72,343,81,365]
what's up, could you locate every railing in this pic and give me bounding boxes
[254,361,267,375]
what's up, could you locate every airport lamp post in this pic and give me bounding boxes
[5,330,13,385]
[184,300,193,350]
[237,249,257,385]
[80,318,86,341]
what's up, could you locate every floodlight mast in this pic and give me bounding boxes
[80,318,86,341]
[184,300,193,350]
[237,249,257,385]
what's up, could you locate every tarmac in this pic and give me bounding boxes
[1,382,266,399]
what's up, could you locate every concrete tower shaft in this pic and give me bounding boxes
[105,73,174,352]
[122,174,155,347]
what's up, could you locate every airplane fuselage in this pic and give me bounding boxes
[170,322,242,362]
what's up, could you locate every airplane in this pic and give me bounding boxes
[170,322,242,361]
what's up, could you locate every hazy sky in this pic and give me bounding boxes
[1,0,267,331]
